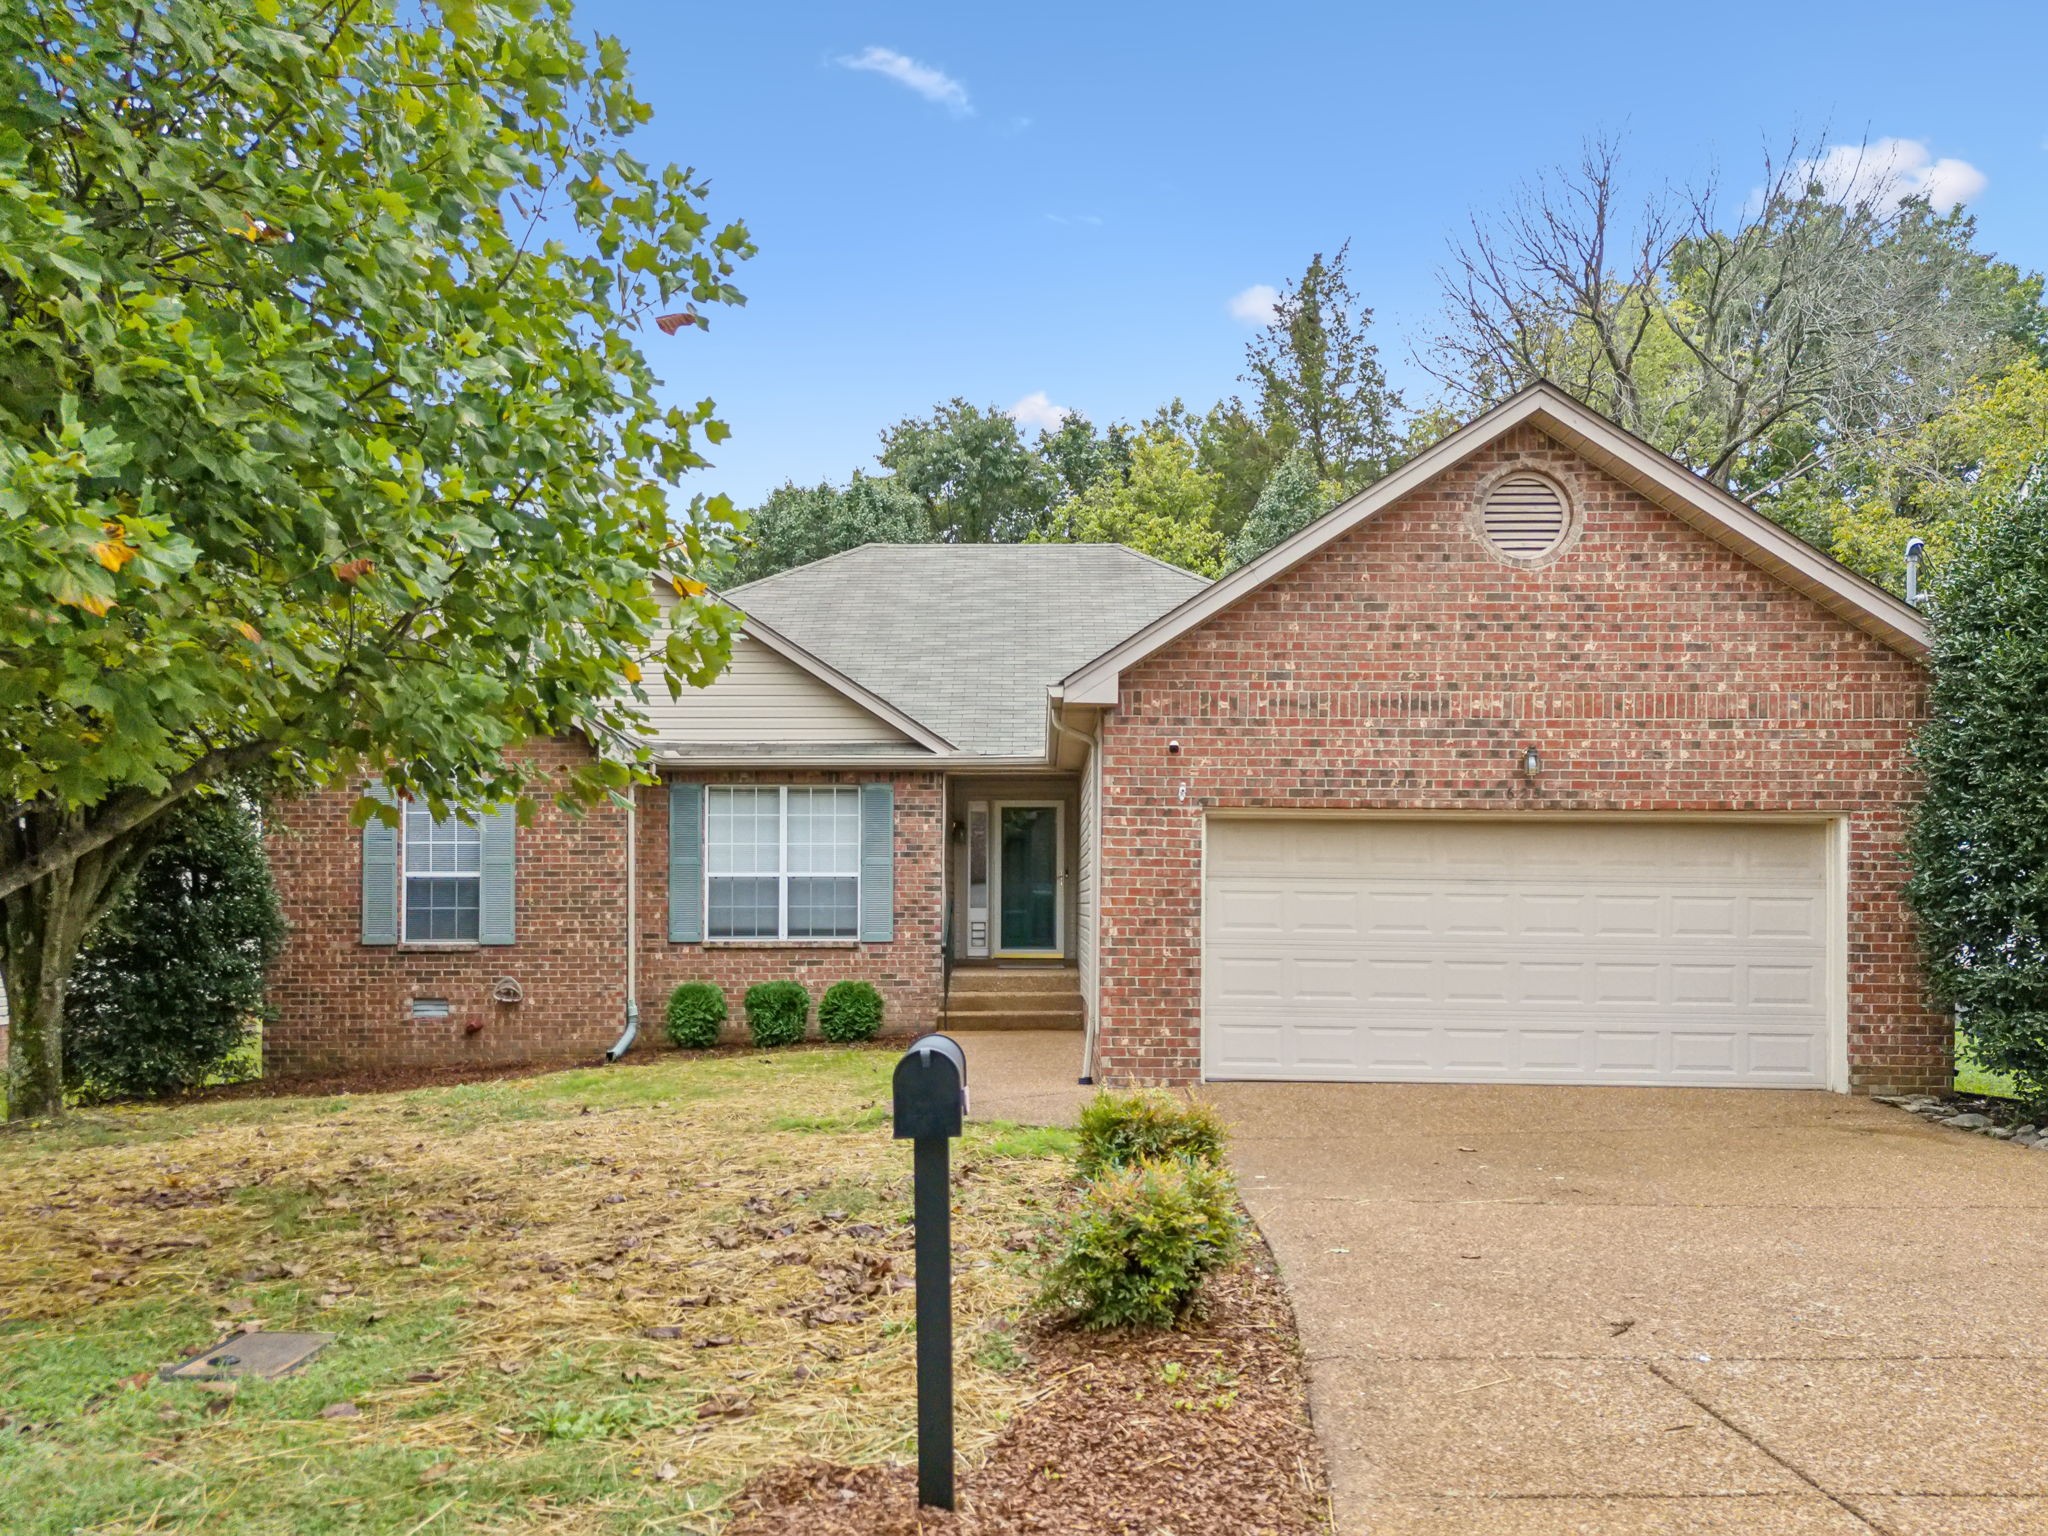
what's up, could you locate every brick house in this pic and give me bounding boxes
[266,385,1947,1092]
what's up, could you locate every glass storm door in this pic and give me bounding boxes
[998,804,1060,953]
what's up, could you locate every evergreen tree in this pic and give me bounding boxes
[1244,243,1404,492]
[64,796,285,1102]
[1908,464,2048,1103]
[1226,450,1335,570]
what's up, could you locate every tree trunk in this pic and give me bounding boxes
[1,818,154,1121]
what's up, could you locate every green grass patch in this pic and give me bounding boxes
[1955,1029,2023,1100]
[974,1121,1080,1161]
[767,1104,889,1134]
[0,1045,1069,1534]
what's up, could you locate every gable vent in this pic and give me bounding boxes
[1480,473,1568,559]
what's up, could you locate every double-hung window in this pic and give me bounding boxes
[705,786,860,941]
[402,807,481,943]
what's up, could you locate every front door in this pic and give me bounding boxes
[997,804,1061,954]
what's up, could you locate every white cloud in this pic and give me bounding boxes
[1794,137,1987,212]
[836,46,972,117]
[1228,283,1280,325]
[1008,391,1072,433]
[1045,213,1105,227]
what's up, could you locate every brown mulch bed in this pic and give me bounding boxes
[724,1236,1332,1536]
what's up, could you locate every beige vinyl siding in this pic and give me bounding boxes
[631,634,915,747]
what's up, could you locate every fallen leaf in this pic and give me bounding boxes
[655,1460,678,1482]
[320,1402,360,1419]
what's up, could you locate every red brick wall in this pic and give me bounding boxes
[638,769,946,1044]
[1093,423,1944,1093]
[265,746,946,1076]
[266,739,629,1077]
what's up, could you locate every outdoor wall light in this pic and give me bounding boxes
[1521,745,1543,777]
[950,818,966,844]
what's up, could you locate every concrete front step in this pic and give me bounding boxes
[943,965,1083,1032]
[948,967,1081,995]
[944,989,1081,1011]
[940,1009,1084,1033]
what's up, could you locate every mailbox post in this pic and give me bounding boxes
[892,1033,967,1511]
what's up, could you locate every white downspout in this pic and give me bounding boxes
[604,784,641,1062]
[1047,695,1100,1085]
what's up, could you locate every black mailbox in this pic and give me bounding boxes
[893,1033,967,1140]
[892,1032,968,1509]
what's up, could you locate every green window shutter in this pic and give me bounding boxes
[859,782,894,943]
[361,783,398,946]
[479,804,518,946]
[669,781,703,943]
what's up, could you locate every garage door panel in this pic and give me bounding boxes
[1205,819,1833,1088]
[1749,896,1822,941]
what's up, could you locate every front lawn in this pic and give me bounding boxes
[1955,1027,2022,1100]
[0,1049,1072,1534]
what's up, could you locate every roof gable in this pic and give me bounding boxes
[730,544,1209,756]
[629,595,954,760]
[1060,384,1929,706]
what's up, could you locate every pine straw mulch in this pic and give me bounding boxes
[725,1234,1333,1536]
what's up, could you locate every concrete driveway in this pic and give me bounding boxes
[1203,1083,2048,1536]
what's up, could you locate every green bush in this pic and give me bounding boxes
[744,981,809,1048]
[663,982,726,1050]
[1074,1088,1227,1176]
[1036,1158,1243,1331]
[1910,473,2048,1106]
[63,795,285,1101]
[817,980,884,1043]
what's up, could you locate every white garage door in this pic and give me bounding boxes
[1204,819,1835,1087]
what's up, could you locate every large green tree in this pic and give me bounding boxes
[730,474,925,584]
[1909,465,2048,1104]
[1242,243,1404,493]
[0,0,751,1118]
[1035,425,1228,576]
[877,398,1053,543]
[1433,136,2042,504]
[1794,358,2048,591]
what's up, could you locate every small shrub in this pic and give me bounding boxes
[663,982,726,1050]
[817,979,884,1043]
[1074,1089,1227,1176]
[1036,1158,1243,1331]
[744,981,809,1048]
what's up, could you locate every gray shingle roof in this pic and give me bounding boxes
[728,545,1209,756]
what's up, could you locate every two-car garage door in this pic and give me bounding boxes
[1203,819,1838,1088]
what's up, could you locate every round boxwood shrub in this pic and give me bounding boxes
[1074,1088,1227,1176]
[817,980,884,1043]
[1036,1157,1243,1331]
[744,980,810,1048]
[664,982,727,1050]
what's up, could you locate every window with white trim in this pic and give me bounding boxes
[706,786,861,940]
[402,806,481,943]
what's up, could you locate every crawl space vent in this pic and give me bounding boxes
[1480,472,1568,559]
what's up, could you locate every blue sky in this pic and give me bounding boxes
[576,0,2048,508]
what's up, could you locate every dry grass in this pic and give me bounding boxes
[0,1048,1075,1534]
